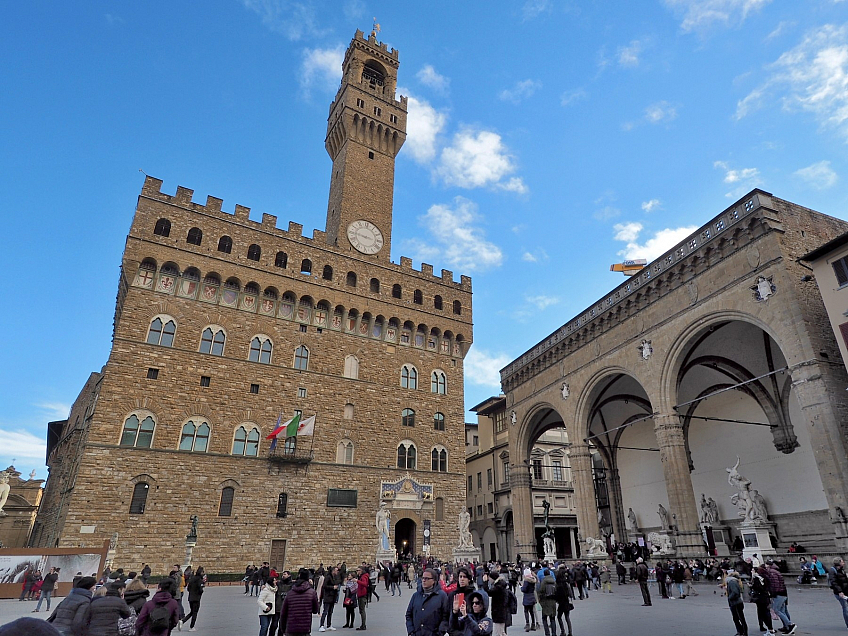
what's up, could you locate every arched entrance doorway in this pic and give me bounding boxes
[395,518,416,558]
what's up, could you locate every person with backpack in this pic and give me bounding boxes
[538,568,557,636]
[86,581,131,636]
[136,579,180,636]
[554,565,573,636]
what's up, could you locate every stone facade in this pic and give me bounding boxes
[0,466,44,548]
[33,30,472,574]
[500,191,848,559]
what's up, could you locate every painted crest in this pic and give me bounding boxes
[560,382,570,400]
[510,411,517,426]
[638,339,653,360]
[751,275,776,302]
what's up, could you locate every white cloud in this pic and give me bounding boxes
[105,14,124,26]
[410,197,503,272]
[399,90,448,164]
[664,0,772,33]
[299,46,344,96]
[642,198,662,212]
[618,40,644,67]
[343,0,365,21]
[766,20,794,40]
[794,160,838,189]
[560,88,588,106]
[615,224,700,261]
[613,222,644,242]
[735,24,848,139]
[465,348,512,389]
[436,129,524,192]
[417,65,450,93]
[499,79,542,104]
[526,295,560,310]
[522,0,552,21]
[0,427,47,462]
[241,0,327,41]
[36,402,71,421]
[594,206,621,221]
[522,248,549,263]
[714,160,760,183]
[645,101,678,123]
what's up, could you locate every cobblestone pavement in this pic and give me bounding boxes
[2,581,847,635]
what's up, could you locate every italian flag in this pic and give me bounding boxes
[266,413,316,439]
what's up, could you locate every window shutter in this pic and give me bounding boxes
[833,257,848,286]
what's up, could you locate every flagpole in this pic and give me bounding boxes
[304,414,317,480]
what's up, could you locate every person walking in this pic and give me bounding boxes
[168,565,185,623]
[520,570,538,631]
[19,568,37,601]
[449,590,493,636]
[486,571,512,636]
[405,567,449,636]
[280,568,319,636]
[136,579,180,636]
[124,577,151,614]
[615,561,627,586]
[391,563,403,597]
[751,567,776,635]
[635,558,651,607]
[828,557,848,629]
[683,562,698,598]
[554,565,573,636]
[538,567,557,636]
[141,564,152,586]
[86,580,131,636]
[762,559,796,634]
[34,567,59,613]
[258,574,278,636]
[271,570,294,636]
[180,565,205,632]
[45,575,96,636]
[319,566,341,632]
[725,571,748,636]
[599,566,612,594]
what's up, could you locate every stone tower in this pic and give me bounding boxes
[324,29,408,262]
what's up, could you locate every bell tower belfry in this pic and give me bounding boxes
[324,29,407,261]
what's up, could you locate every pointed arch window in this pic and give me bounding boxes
[433,412,445,431]
[276,493,288,517]
[218,235,233,253]
[402,408,415,427]
[337,439,355,465]
[249,336,273,364]
[401,365,418,390]
[294,345,309,370]
[153,218,171,237]
[218,487,235,516]
[179,419,210,452]
[431,447,448,472]
[247,244,262,261]
[186,227,203,246]
[147,316,176,347]
[232,426,260,456]
[397,441,416,470]
[120,414,155,448]
[343,355,359,379]
[129,482,149,514]
[431,371,447,394]
[200,327,226,356]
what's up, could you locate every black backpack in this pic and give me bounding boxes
[506,589,518,614]
[149,602,171,633]
[543,580,557,599]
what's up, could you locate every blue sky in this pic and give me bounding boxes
[3,1,848,478]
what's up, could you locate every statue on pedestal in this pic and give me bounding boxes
[627,507,639,532]
[457,508,474,549]
[542,532,555,557]
[376,503,391,551]
[583,536,607,557]
[657,503,670,529]
[727,457,769,524]
[700,494,719,525]
[0,472,9,516]
[187,515,198,540]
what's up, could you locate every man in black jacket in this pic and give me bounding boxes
[635,558,651,607]
[406,568,449,636]
[35,567,59,612]
[46,576,96,635]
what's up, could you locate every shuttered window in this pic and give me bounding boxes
[130,482,149,514]
[219,487,234,517]
[833,256,848,286]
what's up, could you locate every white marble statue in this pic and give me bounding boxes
[376,503,391,551]
[458,509,475,548]
[727,457,769,524]
[584,536,606,557]
[543,535,555,556]
[700,494,719,525]
[647,531,674,555]
[657,503,670,529]
[0,472,9,516]
[627,507,639,531]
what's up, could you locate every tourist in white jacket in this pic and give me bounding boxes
[258,575,278,636]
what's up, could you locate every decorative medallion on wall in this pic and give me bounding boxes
[560,382,570,401]
[687,281,698,306]
[752,275,776,302]
[638,339,653,360]
[381,473,433,501]
[510,411,517,426]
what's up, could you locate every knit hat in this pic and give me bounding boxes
[0,617,62,636]
[297,568,311,581]
[75,576,97,589]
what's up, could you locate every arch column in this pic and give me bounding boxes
[654,414,701,556]
[510,469,536,561]
[607,468,627,541]
[570,443,601,544]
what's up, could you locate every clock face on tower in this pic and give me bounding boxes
[347,220,384,254]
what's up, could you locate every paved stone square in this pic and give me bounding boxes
[2,581,847,635]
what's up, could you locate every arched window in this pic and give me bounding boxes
[344,403,354,420]
[275,251,288,268]
[392,284,402,299]
[232,426,260,456]
[370,278,380,293]
[453,300,462,315]
[218,235,232,253]
[346,271,357,287]
[322,265,333,280]
[343,355,359,379]
[200,327,226,356]
[146,316,176,347]
[431,447,448,472]
[153,218,171,237]
[433,412,445,431]
[249,336,273,364]
[434,295,443,310]
[397,441,416,469]
[300,259,312,275]
[218,487,235,516]
[402,408,415,427]
[129,482,149,514]
[294,345,309,370]
[401,365,418,389]
[186,227,203,246]
[414,289,423,305]
[247,244,262,261]
[120,414,155,448]
[337,439,354,465]
[435,497,444,521]
[245,282,260,295]
[179,419,210,452]
[276,493,288,517]
[431,371,447,394]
